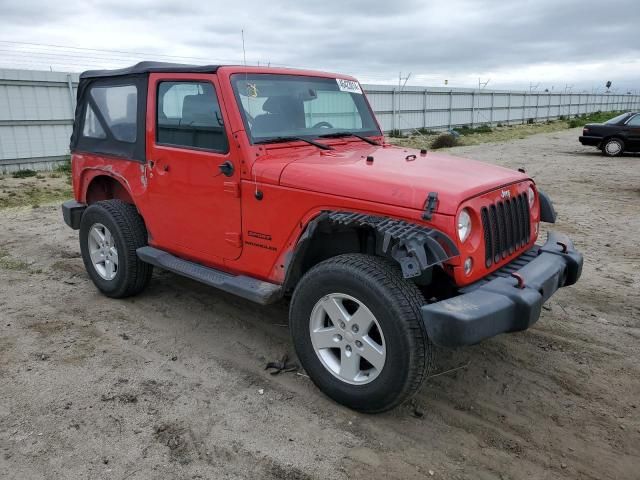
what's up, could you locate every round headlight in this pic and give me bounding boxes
[457,209,472,243]
[528,186,535,208]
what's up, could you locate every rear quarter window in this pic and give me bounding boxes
[87,85,138,143]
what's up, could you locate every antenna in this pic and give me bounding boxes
[241,29,247,67]
[241,29,259,195]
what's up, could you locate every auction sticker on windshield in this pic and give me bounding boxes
[336,78,362,94]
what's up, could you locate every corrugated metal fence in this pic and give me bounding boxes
[365,85,640,133]
[0,69,78,172]
[1,68,639,172]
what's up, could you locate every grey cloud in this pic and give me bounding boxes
[0,0,638,89]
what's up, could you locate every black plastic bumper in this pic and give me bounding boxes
[579,135,601,146]
[422,231,583,347]
[61,200,86,230]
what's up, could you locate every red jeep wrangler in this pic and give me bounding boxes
[62,62,583,412]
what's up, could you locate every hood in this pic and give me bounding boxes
[272,144,529,215]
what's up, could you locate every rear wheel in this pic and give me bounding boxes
[79,200,153,298]
[290,254,433,413]
[602,138,624,157]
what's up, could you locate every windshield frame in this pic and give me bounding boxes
[230,73,382,145]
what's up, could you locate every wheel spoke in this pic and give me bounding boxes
[90,248,104,265]
[359,336,385,371]
[104,228,113,245]
[312,327,341,349]
[350,305,376,334]
[90,227,104,245]
[340,350,360,381]
[105,259,114,278]
[320,296,349,326]
[109,247,119,266]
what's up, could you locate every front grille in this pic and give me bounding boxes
[481,193,530,268]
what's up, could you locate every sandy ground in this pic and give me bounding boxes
[0,128,638,480]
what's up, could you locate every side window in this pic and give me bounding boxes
[157,81,228,152]
[627,114,640,126]
[86,85,138,142]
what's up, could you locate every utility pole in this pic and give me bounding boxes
[396,72,411,134]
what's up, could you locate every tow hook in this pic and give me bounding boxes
[511,272,525,289]
[556,241,568,253]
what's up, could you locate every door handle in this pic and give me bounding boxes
[218,161,234,177]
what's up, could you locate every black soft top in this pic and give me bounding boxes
[80,61,221,79]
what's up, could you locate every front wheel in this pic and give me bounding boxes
[289,254,433,413]
[602,138,624,157]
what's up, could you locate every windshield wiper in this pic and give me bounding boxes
[254,136,333,150]
[317,132,380,146]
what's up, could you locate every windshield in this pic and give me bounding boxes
[231,74,381,143]
[605,113,632,124]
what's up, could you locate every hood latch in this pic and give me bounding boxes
[422,192,438,220]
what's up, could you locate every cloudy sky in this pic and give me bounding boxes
[1,0,638,92]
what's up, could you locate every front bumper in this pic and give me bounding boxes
[579,135,601,146]
[422,231,583,347]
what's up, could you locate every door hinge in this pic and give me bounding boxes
[224,181,240,198]
[225,232,242,248]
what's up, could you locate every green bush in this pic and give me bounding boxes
[388,129,405,138]
[55,157,72,176]
[431,133,459,149]
[12,169,37,179]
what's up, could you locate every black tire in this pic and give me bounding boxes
[602,137,624,157]
[79,200,153,298]
[289,254,433,413]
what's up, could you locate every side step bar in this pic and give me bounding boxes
[136,246,283,305]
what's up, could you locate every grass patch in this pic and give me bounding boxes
[55,157,72,181]
[456,124,493,135]
[0,173,72,209]
[12,169,37,179]
[388,111,628,151]
[0,250,32,272]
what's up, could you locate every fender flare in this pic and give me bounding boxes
[538,189,557,223]
[283,210,459,289]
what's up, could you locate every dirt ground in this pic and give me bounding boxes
[0,128,638,480]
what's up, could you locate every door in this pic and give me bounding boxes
[144,74,242,261]
[624,114,640,151]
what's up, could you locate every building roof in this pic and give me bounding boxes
[80,61,221,79]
